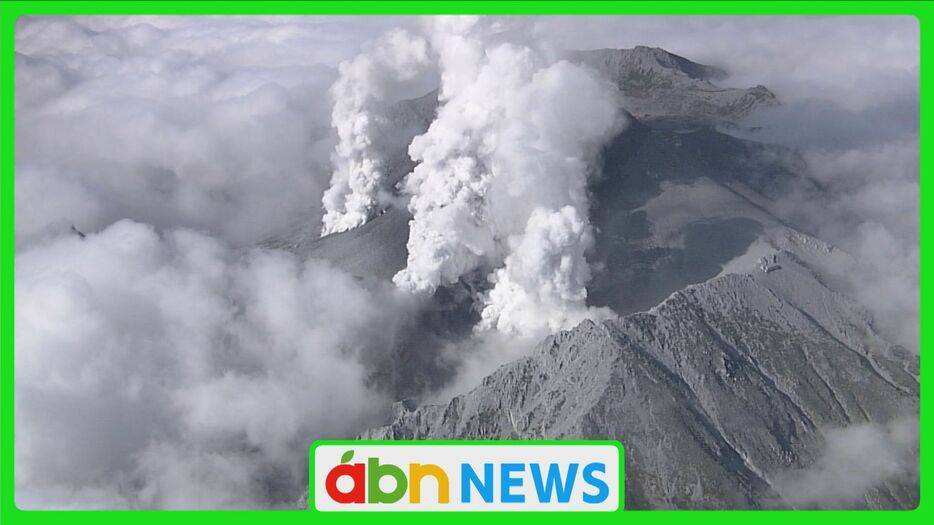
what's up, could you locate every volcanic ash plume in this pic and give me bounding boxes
[321,29,430,235]
[393,17,624,335]
[479,206,614,335]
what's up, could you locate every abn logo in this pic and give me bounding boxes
[311,442,623,512]
[324,449,450,504]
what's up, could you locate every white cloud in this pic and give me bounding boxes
[15,221,416,508]
[14,16,411,248]
[772,418,919,509]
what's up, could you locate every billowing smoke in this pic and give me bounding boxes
[391,17,624,336]
[316,16,625,335]
[15,221,416,509]
[320,29,432,235]
[479,206,613,334]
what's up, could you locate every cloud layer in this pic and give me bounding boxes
[773,418,919,509]
[15,16,408,247]
[16,221,418,508]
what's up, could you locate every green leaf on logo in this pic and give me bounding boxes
[340,450,354,463]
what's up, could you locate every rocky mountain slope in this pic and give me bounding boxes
[361,236,919,509]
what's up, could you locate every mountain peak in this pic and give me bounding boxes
[628,45,729,80]
[569,47,777,125]
[571,46,727,82]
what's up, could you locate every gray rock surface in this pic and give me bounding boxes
[361,243,919,509]
[570,46,778,126]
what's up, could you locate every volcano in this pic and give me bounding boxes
[266,47,919,510]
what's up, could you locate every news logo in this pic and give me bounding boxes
[310,441,623,512]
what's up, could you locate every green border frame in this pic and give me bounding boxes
[0,1,928,523]
[308,440,625,513]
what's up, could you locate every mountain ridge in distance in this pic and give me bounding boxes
[568,46,778,127]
